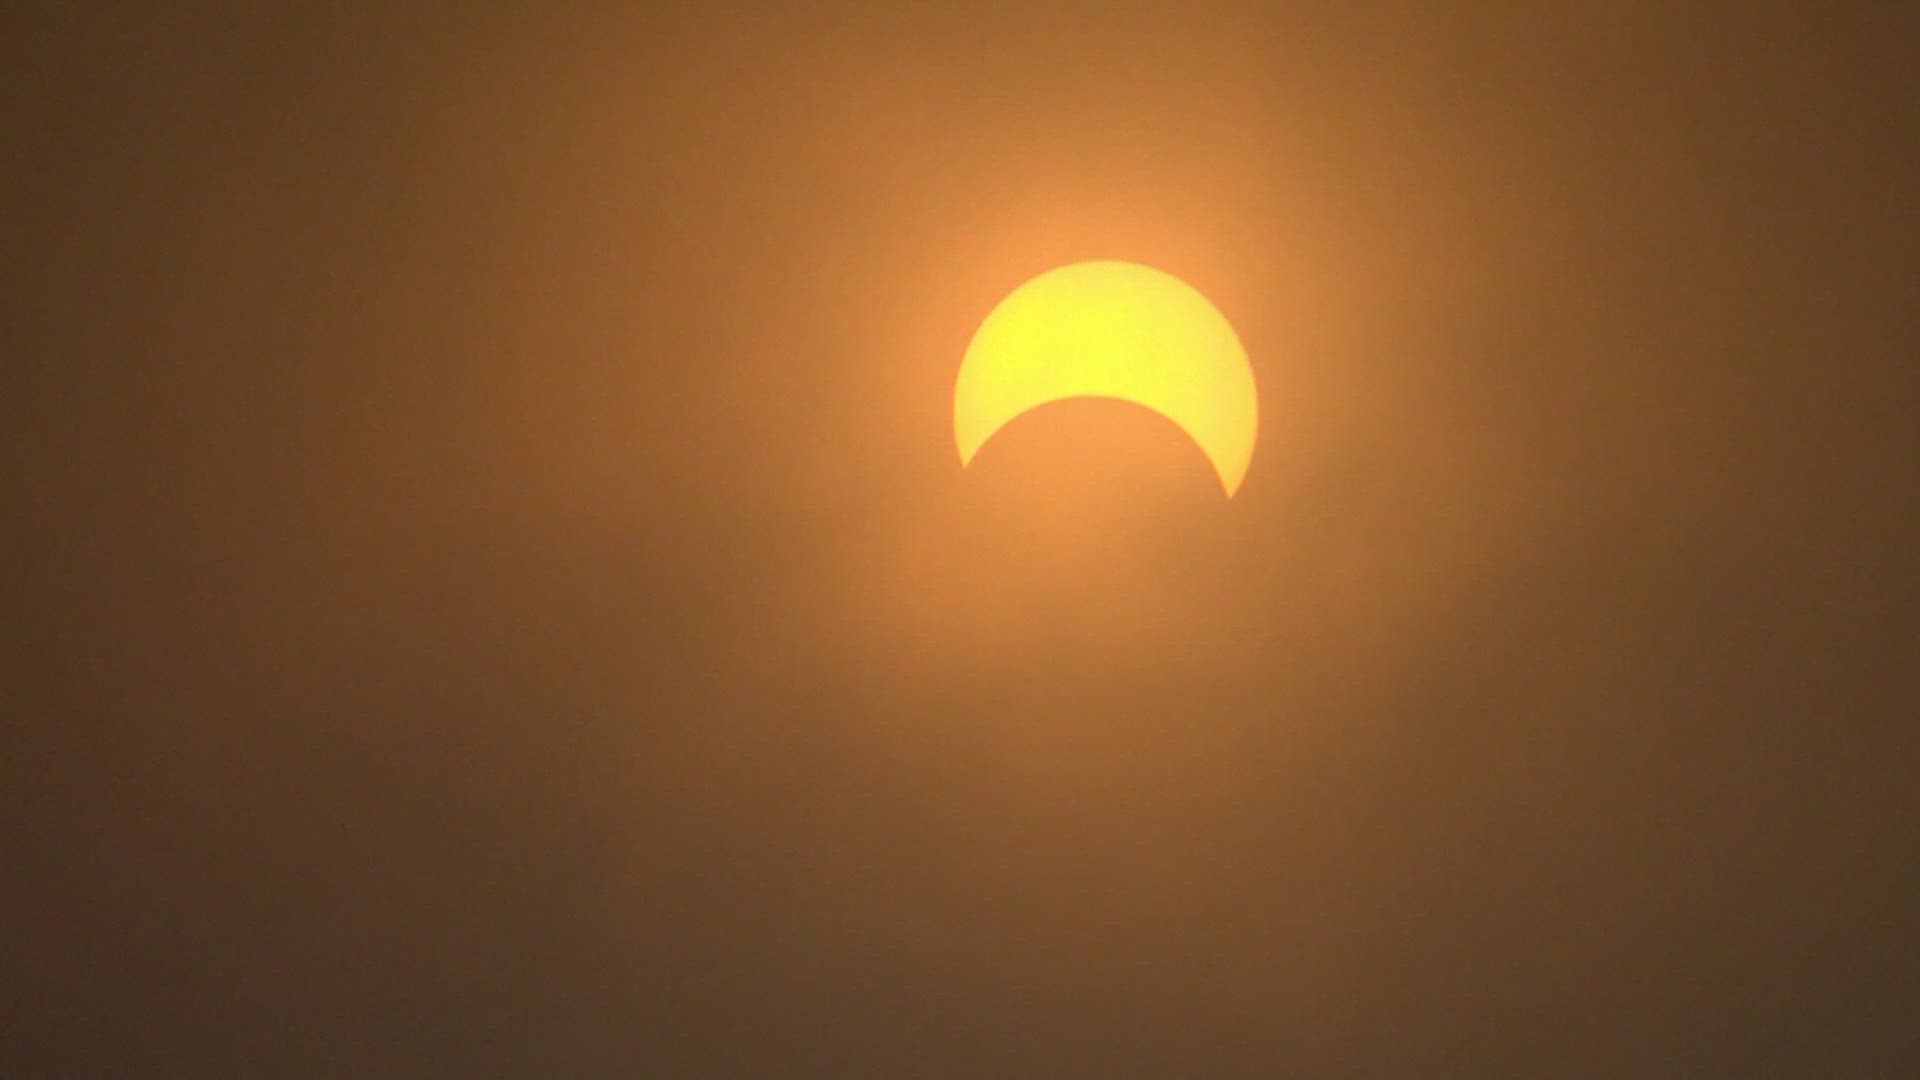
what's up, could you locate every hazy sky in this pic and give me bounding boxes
[8,8,1916,1076]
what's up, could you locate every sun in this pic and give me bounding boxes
[954,261,1258,497]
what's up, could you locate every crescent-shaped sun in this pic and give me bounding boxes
[954,261,1258,497]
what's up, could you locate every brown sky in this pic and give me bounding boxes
[7,7,1917,1076]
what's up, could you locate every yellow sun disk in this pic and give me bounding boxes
[955,261,1257,496]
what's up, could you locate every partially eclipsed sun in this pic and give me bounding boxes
[955,261,1257,497]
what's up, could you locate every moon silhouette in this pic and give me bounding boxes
[954,260,1258,497]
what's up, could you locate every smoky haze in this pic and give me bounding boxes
[7,9,1915,1077]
